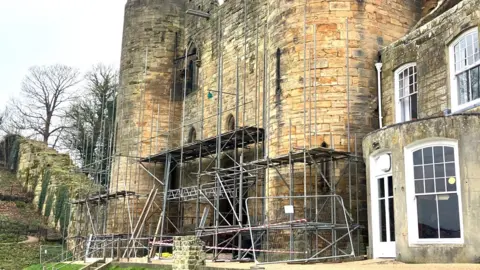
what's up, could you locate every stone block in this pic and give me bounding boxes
[329,2,351,11]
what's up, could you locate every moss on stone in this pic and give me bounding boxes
[14,138,100,230]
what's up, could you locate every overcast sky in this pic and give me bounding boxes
[0,0,127,109]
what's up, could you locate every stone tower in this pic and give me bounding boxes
[266,0,421,157]
[262,0,422,252]
[108,0,186,234]
[106,0,425,254]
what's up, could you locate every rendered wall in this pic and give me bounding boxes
[363,114,480,263]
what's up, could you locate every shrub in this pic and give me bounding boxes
[15,201,26,208]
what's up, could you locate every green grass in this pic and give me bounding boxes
[0,167,18,186]
[0,243,41,270]
[24,263,84,270]
[0,233,28,243]
[108,267,163,270]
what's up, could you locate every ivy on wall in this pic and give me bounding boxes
[54,185,69,225]
[60,202,71,236]
[7,137,20,171]
[37,169,51,212]
[44,188,54,219]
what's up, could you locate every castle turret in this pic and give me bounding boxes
[108,0,186,234]
[264,0,422,254]
[266,0,421,157]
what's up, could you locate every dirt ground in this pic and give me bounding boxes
[18,235,39,244]
[209,259,480,270]
[141,258,480,270]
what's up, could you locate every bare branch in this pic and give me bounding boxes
[13,64,81,147]
[60,64,118,177]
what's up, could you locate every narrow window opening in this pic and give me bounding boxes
[276,48,281,95]
[187,127,197,143]
[186,47,198,95]
[226,114,235,131]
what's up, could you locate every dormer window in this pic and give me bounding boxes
[395,63,418,123]
[449,28,480,112]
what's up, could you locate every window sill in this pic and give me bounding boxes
[451,99,480,114]
[409,239,464,246]
[395,118,418,125]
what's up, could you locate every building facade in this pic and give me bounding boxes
[78,0,471,262]
[363,0,480,262]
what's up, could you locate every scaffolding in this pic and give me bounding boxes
[67,2,367,266]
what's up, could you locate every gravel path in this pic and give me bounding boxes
[209,259,480,270]
[18,236,39,244]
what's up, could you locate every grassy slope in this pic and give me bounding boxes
[0,232,28,242]
[0,168,43,226]
[107,267,160,270]
[0,243,41,270]
[0,166,24,197]
[24,263,84,270]
[0,167,63,269]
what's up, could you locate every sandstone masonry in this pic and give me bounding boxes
[108,0,426,256]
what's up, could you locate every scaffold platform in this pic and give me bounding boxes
[71,190,136,204]
[140,127,264,163]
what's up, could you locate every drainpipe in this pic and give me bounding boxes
[375,62,383,128]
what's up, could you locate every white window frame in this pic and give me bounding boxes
[449,28,480,112]
[394,63,418,123]
[405,139,464,245]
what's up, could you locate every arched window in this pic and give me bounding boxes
[187,127,197,143]
[186,47,198,95]
[226,114,235,131]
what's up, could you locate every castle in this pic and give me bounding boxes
[69,0,480,264]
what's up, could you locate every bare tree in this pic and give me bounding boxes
[12,65,80,147]
[62,64,118,183]
[0,105,22,136]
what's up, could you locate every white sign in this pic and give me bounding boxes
[284,205,294,214]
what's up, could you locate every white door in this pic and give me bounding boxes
[373,174,396,258]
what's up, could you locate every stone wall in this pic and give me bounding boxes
[178,0,422,228]
[264,0,421,156]
[177,1,267,234]
[380,0,480,126]
[181,0,422,156]
[15,139,95,231]
[173,236,206,270]
[109,0,426,247]
[363,114,480,263]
